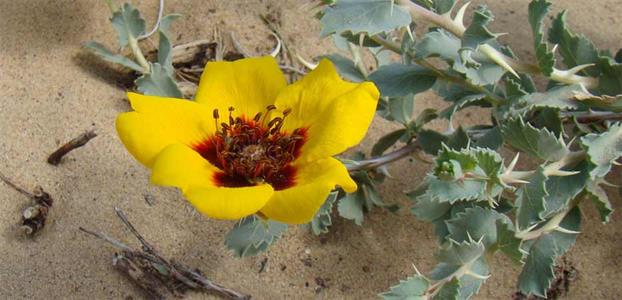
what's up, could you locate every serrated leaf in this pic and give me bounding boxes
[372,129,407,157]
[548,11,599,76]
[518,207,581,297]
[433,278,459,300]
[416,30,505,86]
[110,3,146,49]
[515,167,548,230]
[417,127,470,155]
[310,191,338,235]
[369,64,437,97]
[410,190,451,222]
[338,189,365,225]
[572,91,622,112]
[519,84,584,112]
[585,179,613,223]
[501,117,568,161]
[472,127,503,150]
[381,275,430,300]
[158,14,181,76]
[528,0,555,75]
[83,41,145,72]
[320,0,411,37]
[439,94,487,121]
[430,240,489,299]
[461,5,497,50]
[542,162,589,216]
[135,63,183,98]
[225,215,288,257]
[495,220,523,263]
[531,107,563,136]
[446,206,507,247]
[324,54,366,82]
[581,123,622,179]
[596,56,622,96]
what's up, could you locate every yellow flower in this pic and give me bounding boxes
[116,56,379,224]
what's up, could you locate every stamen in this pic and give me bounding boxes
[195,105,305,190]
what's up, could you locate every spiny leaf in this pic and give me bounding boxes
[369,64,437,97]
[542,162,589,216]
[430,240,489,299]
[500,117,568,161]
[110,3,146,49]
[595,56,622,97]
[135,63,183,98]
[381,275,430,300]
[83,41,145,72]
[515,167,548,230]
[415,30,505,86]
[310,191,338,235]
[581,122,622,179]
[225,215,288,257]
[417,127,470,155]
[472,127,503,150]
[585,179,613,223]
[372,129,407,157]
[439,94,487,121]
[320,0,411,37]
[518,207,581,297]
[518,84,584,112]
[548,10,599,76]
[410,190,452,222]
[495,220,523,263]
[528,0,555,75]
[324,54,366,82]
[446,206,508,247]
[461,5,497,50]
[433,278,459,300]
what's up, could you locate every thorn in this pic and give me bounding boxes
[600,180,619,188]
[269,32,282,58]
[551,44,559,54]
[554,226,581,235]
[452,2,470,30]
[412,263,422,276]
[506,153,520,174]
[546,170,580,177]
[567,63,596,75]
[479,44,520,78]
[359,33,365,49]
[295,54,318,70]
[611,160,622,166]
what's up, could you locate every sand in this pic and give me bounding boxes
[0,0,621,299]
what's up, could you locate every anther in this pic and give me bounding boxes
[282,108,292,116]
[253,112,262,122]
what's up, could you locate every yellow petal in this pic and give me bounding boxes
[150,143,220,191]
[185,184,274,220]
[260,157,356,224]
[116,93,215,168]
[274,59,379,163]
[194,56,287,117]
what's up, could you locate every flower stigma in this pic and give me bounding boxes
[193,105,307,190]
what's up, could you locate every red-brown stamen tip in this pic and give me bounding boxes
[193,105,307,190]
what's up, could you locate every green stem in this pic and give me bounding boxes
[128,36,150,73]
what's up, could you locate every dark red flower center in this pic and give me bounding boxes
[193,105,307,190]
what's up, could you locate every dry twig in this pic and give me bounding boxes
[80,207,251,300]
[47,130,97,165]
[0,171,53,236]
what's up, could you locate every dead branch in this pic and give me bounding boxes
[47,130,97,165]
[80,207,251,300]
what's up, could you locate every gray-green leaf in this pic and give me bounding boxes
[581,122,622,179]
[135,63,183,98]
[225,215,288,257]
[515,167,548,230]
[110,3,146,49]
[320,0,411,37]
[381,275,430,300]
[83,41,145,72]
[310,191,338,235]
[369,64,437,97]
[501,117,568,161]
[528,0,555,75]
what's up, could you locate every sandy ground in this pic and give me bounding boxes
[0,0,621,299]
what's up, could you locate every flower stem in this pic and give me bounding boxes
[562,111,622,123]
[346,142,420,173]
